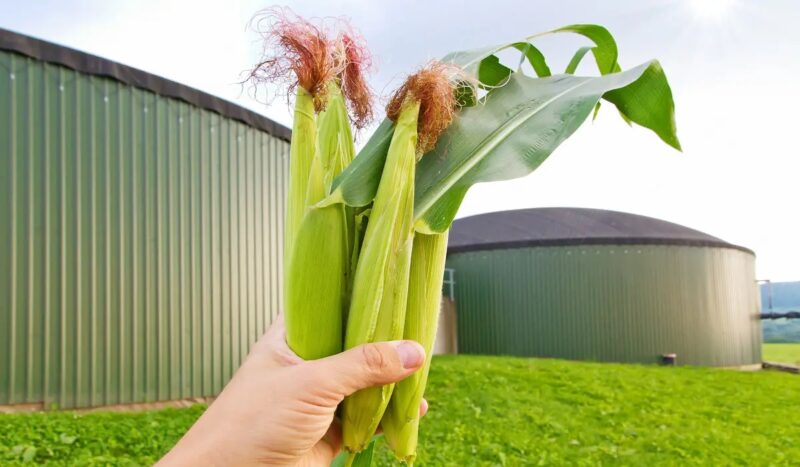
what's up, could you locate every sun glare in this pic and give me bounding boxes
[686,0,736,21]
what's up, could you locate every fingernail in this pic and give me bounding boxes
[394,341,425,369]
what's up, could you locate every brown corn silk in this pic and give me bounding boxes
[386,61,461,155]
[335,31,374,130]
[248,8,339,112]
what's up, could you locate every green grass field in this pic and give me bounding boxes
[1,355,798,465]
[763,343,800,365]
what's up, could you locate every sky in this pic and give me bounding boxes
[1,0,798,280]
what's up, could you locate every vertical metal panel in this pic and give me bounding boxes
[0,49,289,408]
[448,244,761,367]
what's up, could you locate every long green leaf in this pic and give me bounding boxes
[565,47,630,124]
[475,43,550,89]
[513,43,551,77]
[350,439,376,467]
[443,24,618,78]
[330,437,377,467]
[604,61,680,150]
[446,24,632,129]
[442,43,505,73]
[565,46,594,74]
[328,25,679,232]
[327,119,393,207]
[329,62,678,227]
[413,61,671,233]
[477,55,513,87]
[554,24,618,75]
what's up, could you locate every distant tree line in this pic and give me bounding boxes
[763,319,800,343]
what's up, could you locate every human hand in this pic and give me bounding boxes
[157,315,427,466]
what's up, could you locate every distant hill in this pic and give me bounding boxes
[763,319,800,343]
[760,281,800,343]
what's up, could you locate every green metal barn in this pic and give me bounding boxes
[0,28,290,409]
[446,208,762,367]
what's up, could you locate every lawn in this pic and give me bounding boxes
[763,343,800,365]
[1,355,798,465]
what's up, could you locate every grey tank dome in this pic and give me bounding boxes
[448,207,752,254]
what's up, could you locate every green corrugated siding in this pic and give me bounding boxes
[447,244,761,366]
[0,50,289,408]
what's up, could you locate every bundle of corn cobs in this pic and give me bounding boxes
[248,8,680,466]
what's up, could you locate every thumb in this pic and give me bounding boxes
[306,341,425,400]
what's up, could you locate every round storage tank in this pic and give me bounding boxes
[447,208,761,367]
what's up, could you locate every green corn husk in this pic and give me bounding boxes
[284,83,354,360]
[318,82,360,317]
[382,231,449,464]
[284,158,346,359]
[284,87,316,263]
[317,82,356,192]
[342,100,420,454]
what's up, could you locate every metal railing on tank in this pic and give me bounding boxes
[443,268,455,301]
[757,279,799,319]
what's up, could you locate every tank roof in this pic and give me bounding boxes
[0,27,290,142]
[448,207,752,255]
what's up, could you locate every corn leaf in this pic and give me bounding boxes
[351,438,376,467]
[448,24,637,127]
[513,43,551,77]
[331,437,377,467]
[565,46,594,74]
[603,61,679,149]
[554,24,618,75]
[326,119,393,208]
[443,24,616,76]
[478,55,514,87]
[476,42,551,88]
[414,61,674,233]
[327,26,679,233]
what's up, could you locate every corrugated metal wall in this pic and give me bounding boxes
[448,244,762,366]
[0,50,289,408]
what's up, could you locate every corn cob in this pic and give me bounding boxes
[382,231,449,464]
[342,99,420,454]
[251,12,338,262]
[342,62,458,460]
[342,62,462,456]
[284,80,360,360]
[248,11,360,360]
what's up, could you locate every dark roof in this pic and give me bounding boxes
[448,207,753,255]
[0,27,290,142]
